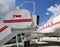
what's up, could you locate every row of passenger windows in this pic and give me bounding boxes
[46,22,53,27]
[40,22,53,30]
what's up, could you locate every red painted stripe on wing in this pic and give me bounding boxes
[3,19,32,23]
[40,21,60,31]
[0,25,8,32]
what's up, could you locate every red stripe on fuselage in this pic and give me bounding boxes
[3,19,32,23]
[40,21,60,31]
[0,25,8,32]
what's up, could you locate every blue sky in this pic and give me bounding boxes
[0,0,60,26]
[15,0,60,26]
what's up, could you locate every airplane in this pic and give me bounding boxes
[1,7,60,45]
[0,1,60,46]
[37,15,60,39]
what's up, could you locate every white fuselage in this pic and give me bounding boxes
[37,15,60,36]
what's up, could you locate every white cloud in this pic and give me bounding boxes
[47,4,60,22]
[0,0,15,16]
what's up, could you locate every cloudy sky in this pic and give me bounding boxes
[0,0,60,26]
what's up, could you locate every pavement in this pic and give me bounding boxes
[1,37,60,47]
[27,37,60,47]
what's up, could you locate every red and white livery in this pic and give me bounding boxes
[37,15,60,36]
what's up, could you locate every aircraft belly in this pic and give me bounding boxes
[45,24,60,36]
[40,23,60,34]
